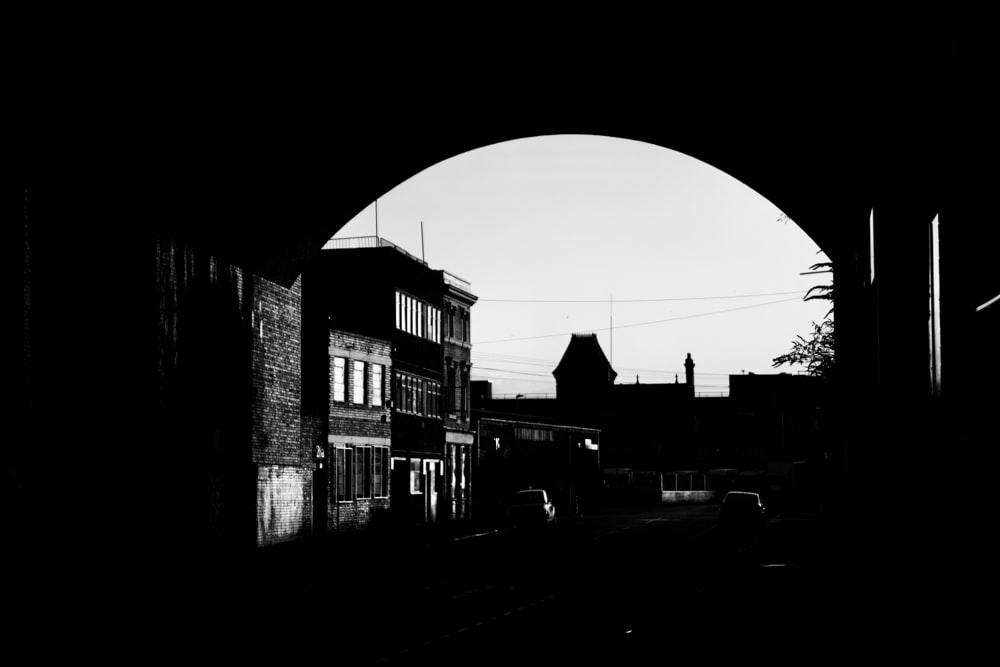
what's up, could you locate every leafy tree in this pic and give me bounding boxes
[772,262,835,378]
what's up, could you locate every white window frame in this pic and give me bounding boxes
[351,359,366,405]
[372,364,383,407]
[333,357,346,403]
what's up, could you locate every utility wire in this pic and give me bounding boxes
[478,290,802,303]
[475,353,734,377]
[473,366,552,378]
[474,296,801,344]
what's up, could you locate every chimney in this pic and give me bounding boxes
[685,353,695,394]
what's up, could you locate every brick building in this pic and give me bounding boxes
[305,236,476,528]
[304,325,393,534]
[441,270,478,520]
[153,235,315,550]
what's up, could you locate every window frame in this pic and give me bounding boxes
[356,445,372,499]
[333,356,346,403]
[335,446,354,503]
[351,359,366,405]
[371,364,383,407]
[373,446,389,498]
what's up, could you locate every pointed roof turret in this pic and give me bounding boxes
[553,333,618,385]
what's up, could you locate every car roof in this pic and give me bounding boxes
[723,491,761,502]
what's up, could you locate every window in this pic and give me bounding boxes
[395,290,442,343]
[335,447,353,502]
[410,459,423,493]
[356,446,372,498]
[460,366,468,416]
[333,357,346,403]
[372,364,383,407]
[352,360,366,405]
[429,380,440,417]
[373,447,388,497]
[392,371,443,417]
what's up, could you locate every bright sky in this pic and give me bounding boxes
[332,135,831,397]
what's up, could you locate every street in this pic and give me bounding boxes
[271,502,909,664]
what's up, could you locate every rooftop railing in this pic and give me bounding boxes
[323,236,426,266]
[442,270,472,294]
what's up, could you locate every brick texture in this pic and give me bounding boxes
[326,330,392,533]
[154,234,312,549]
[256,464,312,546]
[251,276,304,466]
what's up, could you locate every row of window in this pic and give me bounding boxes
[333,356,456,420]
[333,445,389,501]
[393,371,442,417]
[396,291,441,343]
[333,358,384,407]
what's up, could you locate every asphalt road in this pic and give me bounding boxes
[7,501,963,663]
[330,502,914,664]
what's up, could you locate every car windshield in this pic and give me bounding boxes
[514,491,545,505]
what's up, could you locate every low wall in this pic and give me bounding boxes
[661,490,719,504]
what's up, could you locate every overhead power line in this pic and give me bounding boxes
[478,290,803,304]
[473,296,801,345]
[473,366,552,378]
[475,352,734,378]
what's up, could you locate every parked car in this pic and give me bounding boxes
[718,490,766,534]
[507,489,557,530]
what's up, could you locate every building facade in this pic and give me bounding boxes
[319,330,393,534]
[441,270,478,520]
[305,237,476,528]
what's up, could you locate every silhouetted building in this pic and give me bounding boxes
[473,334,699,504]
[476,417,601,524]
[726,372,831,503]
[553,333,617,428]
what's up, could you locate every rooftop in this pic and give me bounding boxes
[324,237,474,296]
[323,236,426,266]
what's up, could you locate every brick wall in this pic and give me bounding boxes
[328,496,391,534]
[256,464,312,545]
[154,234,313,549]
[327,330,392,533]
[251,275,305,466]
[328,330,392,440]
